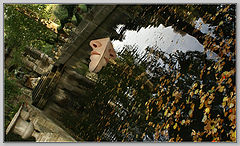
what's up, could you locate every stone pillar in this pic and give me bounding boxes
[6,103,77,142]
[6,104,36,140]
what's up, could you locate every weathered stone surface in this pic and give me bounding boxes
[27,104,76,142]
[22,49,54,75]
[52,88,70,106]
[89,5,116,25]
[65,69,95,87]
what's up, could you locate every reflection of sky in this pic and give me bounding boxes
[112,22,218,60]
[109,21,220,142]
[113,24,203,55]
[194,18,216,37]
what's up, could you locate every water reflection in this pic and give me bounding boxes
[113,24,218,60]
[82,5,236,142]
[194,18,216,37]
[102,23,222,141]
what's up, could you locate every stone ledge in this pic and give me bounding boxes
[27,104,77,142]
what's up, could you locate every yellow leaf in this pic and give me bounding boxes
[231,130,236,139]
[219,21,224,26]
[193,83,198,88]
[146,115,149,121]
[205,107,210,114]
[173,123,178,129]
[223,71,231,77]
[164,109,168,116]
[219,86,225,92]
[181,120,185,125]
[157,90,160,97]
[185,119,190,125]
[109,58,117,65]
[191,104,195,109]
[222,101,226,107]
[166,124,169,129]
[213,128,217,133]
[223,97,228,102]
[194,89,199,94]
[228,38,233,45]
[229,103,234,108]
[199,103,204,109]
[222,5,230,13]
[202,114,207,122]
[148,122,153,126]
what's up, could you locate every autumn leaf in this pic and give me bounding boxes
[222,5,230,13]
[219,21,224,26]
[173,123,178,129]
[218,86,225,92]
[164,109,168,116]
[181,120,185,125]
[230,130,236,141]
[146,115,149,121]
[194,89,199,94]
[193,83,198,88]
[202,114,207,122]
[190,91,194,97]
[166,124,170,129]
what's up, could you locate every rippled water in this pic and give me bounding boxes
[109,20,220,141]
[112,21,218,61]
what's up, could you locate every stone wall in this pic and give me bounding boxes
[27,104,77,142]
[7,86,77,142]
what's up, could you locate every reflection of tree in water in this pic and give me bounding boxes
[76,4,236,142]
[76,40,235,141]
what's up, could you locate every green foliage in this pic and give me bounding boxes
[4,71,22,128]
[53,4,88,21]
[4,71,36,142]
[79,4,88,12]
[53,5,69,21]
[4,4,57,67]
